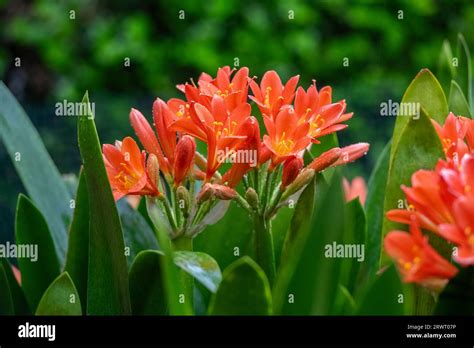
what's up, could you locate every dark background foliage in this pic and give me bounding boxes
[1,0,473,241]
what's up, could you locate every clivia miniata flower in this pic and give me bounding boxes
[385,113,474,288]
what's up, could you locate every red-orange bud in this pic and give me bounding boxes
[308,147,342,172]
[281,156,304,188]
[173,135,196,186]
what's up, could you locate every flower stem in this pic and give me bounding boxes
[172,235,194,309]
[253,213,275,285]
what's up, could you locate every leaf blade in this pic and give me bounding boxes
[36,272,82,315]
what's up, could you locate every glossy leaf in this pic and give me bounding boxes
[208,256,272,315]
[273,172,345,315]
[0,82,71,264]
[391,69,448,158]
[448,80,471,118]
[173,251,222,293]
[435,266,474,315]
[77,92,131,315]
[129,250,167,315]
[0,263,14,315]
[359,141,391,284]
[15,194,60,312]
[36,272,82,315]
[64,170,89,314]
[381,110,444,264]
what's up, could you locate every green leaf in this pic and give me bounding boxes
[340,198,366,294]
[437,39,455,94]
[77,92,131,315]
[15,194,60,312]
[0,263,14,315]
[435,266,474,315]
[448,80,471,118]
[273,172,345,315]
[118,199,159,267]
[0,82,71,264]
[64,170,89,314]
[391,69,448,158]
[36,272,82,315]
[455,33,472,109]
[173,251,222,293]
[129,250,167,315]
[0,259,30,314]
[208,256,272,315]
[146,198,193,315]
[272,206,294,269]
[381,110,444,264]
[356,266,410,315]
[358,141,391,284]
[279,176,315,265]
[194,201,252,271]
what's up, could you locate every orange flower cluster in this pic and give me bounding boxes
[385,113,474,288]
[103,67,369,207]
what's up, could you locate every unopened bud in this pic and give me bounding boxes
[308,147,342,172]
[213,184,237,200]
[176,186,191,216]
[146,153,160,192]
[197,183,215,203]
[281,168,315,201]
[281,156,304,188]
[174,135,196,186]
[245,187,259,210]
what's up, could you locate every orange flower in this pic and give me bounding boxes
[343,176,367,205]
[262,106,311,165]
[177,66,249,112]
[249,70,299,118]
[384,219,458,289]
[171,95,252,181]
[431,112,472,163]
[294,83,353,143]
[103,137,160,200]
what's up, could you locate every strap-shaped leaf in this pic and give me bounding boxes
[448,80,471,118]
[77,92,131,315]
[0,263,14,315]
[15,194,60,312]
[0,82,71,264]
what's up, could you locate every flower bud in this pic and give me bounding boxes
[176,186,191,217]
[197,183,215,203]
[245,187,259,210]
[281,156,304,189]
[212,184,237,200]
[173,135,196,186]
[281,168,315,201]
[146,153,160,190]
[308,147,341,172]
[333,143,370,166]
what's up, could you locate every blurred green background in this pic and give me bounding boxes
[1,0,473,241]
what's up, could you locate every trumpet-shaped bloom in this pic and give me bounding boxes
[103,137,160,200]
[384,219,458,289]
[249,70,299,118]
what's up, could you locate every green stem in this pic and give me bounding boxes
[413,285,434,315]
[161,197,177,231]
[172,235,194,309]
[253,213,276,286]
